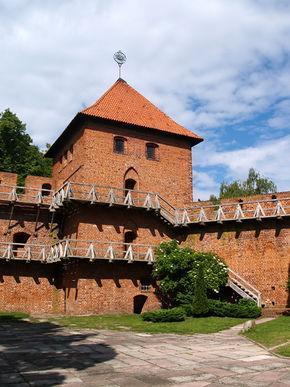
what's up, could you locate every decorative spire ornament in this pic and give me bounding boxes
[113,50,127,78]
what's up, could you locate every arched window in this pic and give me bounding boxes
[271,194,277,200]
[41,183,52,196]
[13,232,30,251]
[114,137,126,154]
[146,143,158,160]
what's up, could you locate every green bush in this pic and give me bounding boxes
[190,264,209,316]
[207,299,261,318]
[153,240,228,307]
[141,307,186,322]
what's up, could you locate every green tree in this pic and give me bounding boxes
[0,109,52,185]
[152,240,228,307]
[191,264,209,316]
[210,168,277,202]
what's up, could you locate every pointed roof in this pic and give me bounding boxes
[81,78,202,141]
[46,79,202,157]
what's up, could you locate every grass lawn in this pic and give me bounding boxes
[244,316,290,349]
[0,311,29,321]
[51,314,247,334]
[276,344,290,357]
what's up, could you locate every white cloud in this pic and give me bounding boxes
[1,0,290,195]
[268,99,290,129]
[1,0,290,141]
[194,134,290,199]
[193,170,220,201]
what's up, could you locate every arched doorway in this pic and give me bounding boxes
[124,230,137,244]
[124,168,139,191]
[133,295,148,314]
[124,178,137,191]
[124,168,139,205]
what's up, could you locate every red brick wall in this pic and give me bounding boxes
[63,260,160,315]
[0,260,160,315]
[52,128,87,190]
[52,120,193,207]
[0,262,63,314]
[0,171,17,186]
[181,219,290,309]
[62,206,173,245]
[25,175,53,190]
[0,206,53,244]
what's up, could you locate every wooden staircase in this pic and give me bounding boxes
[227,268,262,306]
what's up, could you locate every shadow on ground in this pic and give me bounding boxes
[0,315,117,386]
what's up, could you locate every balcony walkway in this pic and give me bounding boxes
[0,181,289,226]
[0,240,154,265]
[0,239,261,305]
[53,182,290,226]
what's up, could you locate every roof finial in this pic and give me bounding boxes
[113,50,127,79]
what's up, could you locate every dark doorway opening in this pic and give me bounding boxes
[41,183,52,196]
[124,230,137,244]
[133,295,148,314]
[13,232,30,251]
[124,178,137,191]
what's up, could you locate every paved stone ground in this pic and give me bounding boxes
[0,319,289,386]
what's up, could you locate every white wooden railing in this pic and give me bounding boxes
[52,182,290,225]
[0,240,154,264]
[0,184,53,205]
[51,182,177,223]
[228,268,262,306]
[0,181,289,227]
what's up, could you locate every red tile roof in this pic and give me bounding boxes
[81,78,202,142]
[46,78,202,158]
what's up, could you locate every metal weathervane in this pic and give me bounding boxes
[113,50,127,78]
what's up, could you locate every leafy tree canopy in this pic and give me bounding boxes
[152,240,228,307]
[210,168,277,203]
[0,109,52,185]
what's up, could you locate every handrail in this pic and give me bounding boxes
[0,184,53,206]
[183,197,290,209]
[53,238,153,248]
[0,240,155,264]
[0,184,53,193]
[57,181,156,197]
[228,268,261,297]
[0,181,289,226]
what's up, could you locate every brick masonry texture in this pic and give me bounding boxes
[0,82,289,315]
[52,119,193,207]
[180,219,290,310]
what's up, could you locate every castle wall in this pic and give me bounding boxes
[0,206,53,244]
[0,262,63,314]
[62,206,173,245]
[181,219,290,310]
[25,175,53,190]
[62,261,159,315]
[0,171,17,187]
[0,260,159,315]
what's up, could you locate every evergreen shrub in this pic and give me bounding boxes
[141,307,186,322]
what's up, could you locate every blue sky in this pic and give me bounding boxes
[1,0,290,199]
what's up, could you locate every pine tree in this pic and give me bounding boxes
[191,264,209,316]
